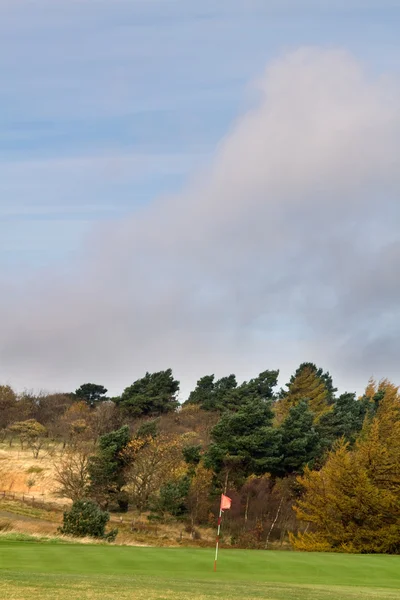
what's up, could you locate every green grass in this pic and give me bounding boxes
[0,541,399,599]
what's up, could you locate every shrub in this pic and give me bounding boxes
[26,466,44,474]
[59,499,117,541]
[155,476,190,517]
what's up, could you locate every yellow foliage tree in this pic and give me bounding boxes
[187,463,213,526]
[291,380,400,553]
[125,434,186,511]
[275,364,332,424]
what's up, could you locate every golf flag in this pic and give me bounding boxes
[214,494,232,571]
[220,494,232,511]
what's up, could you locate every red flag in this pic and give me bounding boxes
[220,494,232,511]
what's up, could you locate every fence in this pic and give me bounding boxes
[0,490,70,512]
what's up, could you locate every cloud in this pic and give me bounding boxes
[1,47,399,397]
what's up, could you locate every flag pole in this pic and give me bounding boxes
[214,504,223,572]
[214,492,231,572]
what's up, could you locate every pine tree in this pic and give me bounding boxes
[316,392,366,450]
[118,370,179,417]
[205,397,282,481]
[88,425,131,510]
[276,400,320,476]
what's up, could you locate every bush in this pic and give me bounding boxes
[155,476,190,517]
[58,499,117,541]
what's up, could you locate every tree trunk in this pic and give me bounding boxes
[265,495,284,549]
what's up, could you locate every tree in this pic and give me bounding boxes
[0,385,17,430]
[155,476,191,517]
[185,375,217,410]
[59,499,117,541]
[205,397,282,482]
[316,392,367,450]
[88,425,131,510]
[7,419,47,458]
[54,447,91,501]
[75,383,108,409]
[276,363,333,424]
[125,434,185,511]
[58,401,94,447]
[239,370,279,403]
[117,370,179,417]
[186,463,213,526]
[135,419,159,439]
[185,370,279,412]
[182,444,202,468]
[292,381,400,553]
[276,400,320,476]
[91,401,122,438]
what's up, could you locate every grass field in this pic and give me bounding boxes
[1,540,400,600]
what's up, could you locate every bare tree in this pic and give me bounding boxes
[54,447,91,501]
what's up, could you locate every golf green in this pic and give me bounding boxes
[1,541,399,599]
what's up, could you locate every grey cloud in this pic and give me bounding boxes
[1,48,399,397]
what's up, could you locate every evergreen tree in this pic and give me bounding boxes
[118,369,179,417]
[185,374,238,411]
[75,383,108,408]
[316,392,367,450]
[238,370,279,403]
[88,425,131,510]
[205,397,282,480]
[277,400,320,476]
[59,499,117,541]
[186,370,278,412]
[155,476,190,517]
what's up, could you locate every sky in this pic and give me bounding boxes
[1,0,400,399]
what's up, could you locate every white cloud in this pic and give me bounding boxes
[1,48,399,397]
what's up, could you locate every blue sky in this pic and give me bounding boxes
[1,1,400,395]
[2,0,400,271]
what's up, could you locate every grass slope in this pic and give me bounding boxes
[1,541,400,599]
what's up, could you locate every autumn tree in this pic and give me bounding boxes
[34,393,74,431]
[276,363,334,424]
[125,434,186,511]
[58,401,94,448]
[186,463,213,526]
[7,419,47,458]
[292,380,400,554]
[91,401,122,438]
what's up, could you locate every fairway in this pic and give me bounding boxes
[1,542,400,599]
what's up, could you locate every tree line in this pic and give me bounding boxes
[1,363,399,552]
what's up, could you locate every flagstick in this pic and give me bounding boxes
[214,506,223,572]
